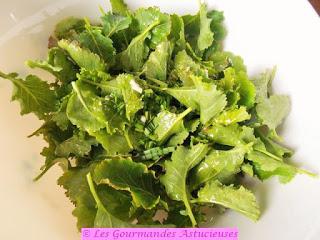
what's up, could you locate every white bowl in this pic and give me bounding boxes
[0,0,319,239]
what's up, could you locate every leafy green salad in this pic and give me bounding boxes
[0,0,315,229]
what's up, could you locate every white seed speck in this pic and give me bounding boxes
[140,116,146,123]
[130,80,142,93]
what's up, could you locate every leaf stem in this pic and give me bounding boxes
[144,83,164,91]
[184,199,197,227]
[128,20,160,48]
[181,107,193,118]
[82,79,113,89]
[146,77,168,88]
[255,148,283,162]
[86,173,105,210]
[71,81,90,112]
[297,168,318,178]
[84,18,104,58]
[158,107,193,144]
[124,130,133,149]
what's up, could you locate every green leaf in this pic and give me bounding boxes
[167,129,189,147]
[256,95,290,130]
[252,67,276,103]
[93,74,143,121]
[77,69,111,84]
[204,10,226,55]
[190,143,253,188]
[246,139,308,183]
[256,129,293,158]
[143,41,171,81]
[197,4,214,51]
[29,120,72,180]
[87,173,132,227]
[197,180,260,221]
[241,163,254,177]
[149,107,192,144]
[134,7,171,49]
[164,203,205,227]
[216,67,239,107]
[67,81,107,132]
[166,112,200,148]
[110,0,129,15]
[58,39,105,71]
[202,124,255,147]
[165,208,192,227]
[102,94,128,133]
[173,50,207,86]
[101,12,132,37]
[118,20,159,72]
[169,14,186,53]
[59,163,134,229]
[216,67,255,108]
[206,52,245,74]
[58,163,98,229]
[193,76,227,124]
[236,71,256,108]
[227,53,247,73]
[27,47,78,83]
[55,131,96,158]
[165,76,227,124]
[160,143,209,226]
[218,67,236,91]
[94,158,160,209]
[97,186,133,222]
[247,148,297,183]
[135,209,158,225]
[90,129,132,155]
[54,17,85,40]
[58,164,96,203]
[90,78,121,95]
[78,23,116,64]
[68,81,127,134]
[117,74,143,120]
[165,87,198,110]
[26,61,62,77]
[186,119,200,133]
[213,106,250,126]
[0,71,57,119]
[183,4,214,56]
[183,13,199,46]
